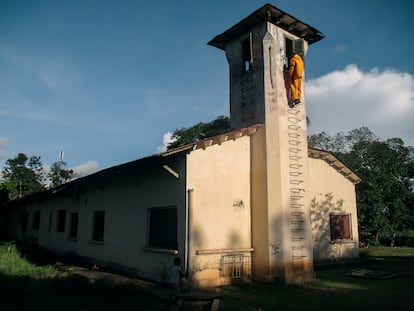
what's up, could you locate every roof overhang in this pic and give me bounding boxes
[208,3,324,50]
[308,148,361,184]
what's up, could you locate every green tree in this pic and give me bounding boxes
[309,128,414,244]
[48,161,74,188]
[167,115,232,150]
[0,153,45,201]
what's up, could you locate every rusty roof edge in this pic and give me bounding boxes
[308,148,361,184]
[208,3,324,50]
[162,123,263,156]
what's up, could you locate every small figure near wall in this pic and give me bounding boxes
[168,256,185,302]
[288,52,304,108]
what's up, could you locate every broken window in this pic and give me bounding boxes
[147,207,177,250]
[242,33,254,71]
[56,210,66,233]
[32,210,40,231]
[69,212,79,239]
[92,211,105,242]
[330,214,351,240]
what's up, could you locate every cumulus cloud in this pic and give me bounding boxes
[306,65,414,146]
[157,132,176,152]
[72,161,99,178]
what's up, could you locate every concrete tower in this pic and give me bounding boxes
[208,4,324,283]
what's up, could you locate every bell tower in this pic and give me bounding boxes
[208,4,324,283]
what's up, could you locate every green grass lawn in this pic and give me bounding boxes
[219,247,414,311]
[0,242,166,311]
[1,242,413,311]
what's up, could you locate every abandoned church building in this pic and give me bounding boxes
[7,4,361,287]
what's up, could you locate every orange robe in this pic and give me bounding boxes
[289,54,304,101]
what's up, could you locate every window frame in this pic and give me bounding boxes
[147,206,178,250]
[91,211,105,242]
[329,213,352,241]
[241,32,254,72]
[56,210,66,233]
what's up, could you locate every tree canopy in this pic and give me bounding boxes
[0,153,45,201]
[167,116,232,150]
[48,161,74,188]
[0,154,74,203]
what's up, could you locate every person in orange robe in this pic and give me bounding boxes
[289,53,304,108]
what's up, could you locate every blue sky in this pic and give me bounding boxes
[1,0,413,178]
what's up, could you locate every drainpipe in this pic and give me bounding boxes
[185,189,193,285]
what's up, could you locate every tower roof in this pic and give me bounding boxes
[208,3,324,50]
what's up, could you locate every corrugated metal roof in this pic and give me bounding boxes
[208,3,324,50]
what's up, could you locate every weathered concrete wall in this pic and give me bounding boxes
[308,157,360,261]
[8,155,187,283]
[226,23,267,129]
[186,135,253,288]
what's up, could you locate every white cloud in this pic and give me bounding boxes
[157,132,176,152]
[72,161,99,178]
[306,65,414,146]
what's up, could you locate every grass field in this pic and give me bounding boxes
[0,242,164,311]
[219,247,414,311]
[1,242,413,310]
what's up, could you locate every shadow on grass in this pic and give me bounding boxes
[0,242,167,311]
[0,272,167,311]
[219,249,414,311]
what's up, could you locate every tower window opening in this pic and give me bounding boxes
[242,33,254,71]
[285,37,305,68]
[285,37,293,69]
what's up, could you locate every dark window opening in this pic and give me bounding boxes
[242,33,253,72]
[32,210,40,231]
[56,210,66,233]
[69,212,79,239]
[285,37,293,68]
[92,211,105,242]
[330,214,351,240]
[285,37,304,68]
[148,207,177,249]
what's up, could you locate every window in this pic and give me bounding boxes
[285,37,293,68]
[69,212,79,239]
[32,210,40,231]
[330,214,351,240]
[285,37,304,68]
[242,33,253,71]
[56,210,66,232]
[92,211,105,242]
[147,207,177,249]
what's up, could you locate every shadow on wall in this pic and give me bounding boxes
[310,193,355,261]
